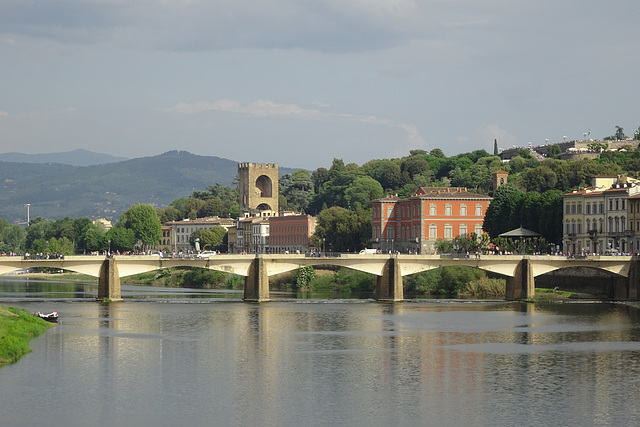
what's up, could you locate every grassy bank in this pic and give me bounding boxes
[0,306,55,366]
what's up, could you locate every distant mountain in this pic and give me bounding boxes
[0,149,129,166]
[0,151,299,223]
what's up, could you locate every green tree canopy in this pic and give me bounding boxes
[313,206,371,253]
[118,204,162,248]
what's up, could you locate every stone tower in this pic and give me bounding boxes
[237,163,279,213]
[491,170,508,193]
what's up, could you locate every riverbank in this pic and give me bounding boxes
[0,306,55,366]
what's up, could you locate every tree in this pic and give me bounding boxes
[343,176,384,210]
[313,206,371,252]
[1,225,26,253]
[106,226,136,252]
[430,148,446,158]
[280,169,315,212]
[80,226,107,252]
[48,237,75,255]
[157,206,182,223]
[615,126,625,140]
[483,184,524,237]
[493,139,498,156]
[200,226,227,250]
[118,204,162,249]
[547,145,561,158]
[521,166,558,192]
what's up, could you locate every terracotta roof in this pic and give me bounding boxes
[412,187,491,200]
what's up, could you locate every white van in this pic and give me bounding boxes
[358,248,377,254]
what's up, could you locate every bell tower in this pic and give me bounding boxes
[237,163,279,214]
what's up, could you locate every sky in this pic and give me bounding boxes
[1,0,639,170]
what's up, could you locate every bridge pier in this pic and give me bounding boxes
[244,257,270,302]
[617,257,639,300]
[375,257,403,301]
[98,258,122,301]
[506,259,534,300]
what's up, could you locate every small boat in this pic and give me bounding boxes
[34,311,59,323]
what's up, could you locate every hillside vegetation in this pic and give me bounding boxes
[0,151,296,223]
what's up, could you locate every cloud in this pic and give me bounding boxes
[0,111,10,117]
[475,125,518,149]
[167,98,426,145]
[0,0,471,52]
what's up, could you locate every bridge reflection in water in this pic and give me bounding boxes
[0,254,637,302]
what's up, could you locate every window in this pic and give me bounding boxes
[475,204,482,216]
[444,224,452,239]
[599,203,604,214]
[577,203,582,214]
[475,224,483,236]
[586,204,591,215]
[429,225,437,239]
[429,204,436,216]
[610,200,613,210]
[459,224,467,237]
[565,221,570,234]
[445,204,452,216]
[571,204,576,214]
[565,204,570,214]
[460,204,467,216]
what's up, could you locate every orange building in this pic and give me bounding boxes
[371,187,492,254]
[268,214,317,254]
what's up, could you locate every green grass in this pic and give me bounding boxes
[0,306,55,366]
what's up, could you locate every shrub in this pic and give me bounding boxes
[460,277,506,297]
[295,266,316,289]
[224,275,244,290]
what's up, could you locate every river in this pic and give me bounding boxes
[2,278,640,426]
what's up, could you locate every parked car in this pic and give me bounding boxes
[197,251,217,258]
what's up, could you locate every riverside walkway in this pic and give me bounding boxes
[0,254,637,302]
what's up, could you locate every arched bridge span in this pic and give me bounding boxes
[0,255,636,302]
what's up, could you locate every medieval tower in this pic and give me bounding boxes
[237,163,279,214]
[491,170,508,194]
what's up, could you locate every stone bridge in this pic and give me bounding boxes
[0,254,637,302]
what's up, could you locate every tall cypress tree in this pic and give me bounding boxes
[493,139,498,156]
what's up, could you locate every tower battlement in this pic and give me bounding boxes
[238,163,277,169]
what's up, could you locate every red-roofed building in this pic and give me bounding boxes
[371,187,492,254]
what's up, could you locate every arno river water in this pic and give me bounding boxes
[2,278,640,427]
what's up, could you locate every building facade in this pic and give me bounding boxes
[563,176,640,254]
[371,187,492,254]
[165,217,236,253]
[268,214,317,254]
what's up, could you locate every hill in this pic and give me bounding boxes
[0,151,298,223]
[0,148,129,166]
